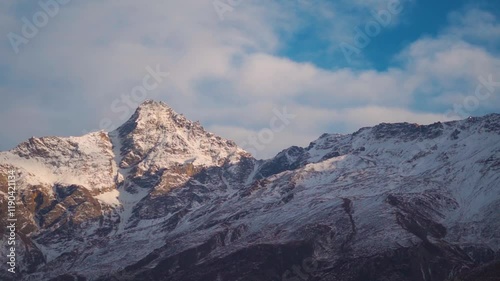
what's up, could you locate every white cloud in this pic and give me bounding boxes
[0,2,499,158]
[446,8,500,45]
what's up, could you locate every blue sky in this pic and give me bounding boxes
[0,0,499,158]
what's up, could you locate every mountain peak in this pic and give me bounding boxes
[137,99,173,110]
[116,100,186,137]
[135,99,176,120]
[112,100,247,171]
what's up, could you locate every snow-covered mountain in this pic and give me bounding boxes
[0,100,499,281]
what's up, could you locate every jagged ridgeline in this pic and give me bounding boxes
[0,100,499,281]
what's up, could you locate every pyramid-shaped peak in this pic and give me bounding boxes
[110,100,248,170]
[137,99,174,111]
[133,99,185,123]
[116,100,191,135]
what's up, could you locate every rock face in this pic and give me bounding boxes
[0,101,499,281]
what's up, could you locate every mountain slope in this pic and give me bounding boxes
[0,101,499,281]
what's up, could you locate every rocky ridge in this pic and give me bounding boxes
[0,101,499,281]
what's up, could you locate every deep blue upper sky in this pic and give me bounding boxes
[280,0,500,71]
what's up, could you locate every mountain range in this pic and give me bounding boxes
[1,100,499,281]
